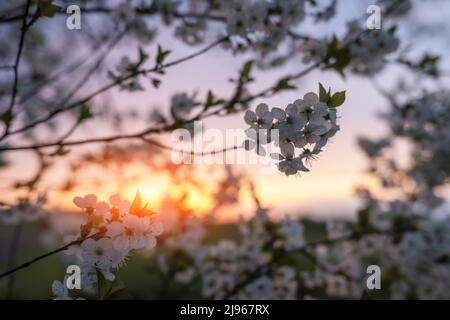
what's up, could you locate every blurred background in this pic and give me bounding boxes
[1,0,450,299]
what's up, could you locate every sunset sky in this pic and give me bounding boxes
[1,0,450,220]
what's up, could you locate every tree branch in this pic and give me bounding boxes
[1,0,31,137]
[0,232,103,280]
[2,36,228,139]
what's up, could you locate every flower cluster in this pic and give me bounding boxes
[298,38,327,64]
[108,49,149,92]
[170,92,197,120]
[299,201,450,299]
[359,90,450,207]
[243,88,342,175]
[220,0,305,53]
[51,193,163,299]
[221,0,304,34]
[344,20,399,75]
[175,209,305,299]
[113,3,156,44]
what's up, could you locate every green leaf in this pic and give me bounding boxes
[205,90,224,109]
[156,45,171,66]
[107,281,127,299]
[96,269,113,300]
[273,78,296,93]
[240,60,254,82]
[33,0,62,17]
[41,3,61,17]
[387,25,397,35]
[96,269,129,300]
[79,103,93,120]
[319,82,331,103]
[0,110,14,127]
[53,146,70,157]
[324,35,351,77]
[328,91,346,107]
[151,78,161,88]
[129,191,142,215]
[138,47,149,65]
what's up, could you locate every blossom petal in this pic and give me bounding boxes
[285,103,298,116]
[109,194,121,207]
[73,197,86,209]
[303,92,319,105]
[244,110,257,125]
[118,200,131,214]
[84,194,97,207]
[280,141,295,158]
[145,236,157,250]
[107,221,124,237]
[256,103,269,117]
[113,236,130,251]
[151,222,164,236]
[270,153,284,161]
[271,107,286,121]
[94,201,109,215]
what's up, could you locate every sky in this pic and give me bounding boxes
[1,0,450,220]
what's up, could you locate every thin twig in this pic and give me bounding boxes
[1,0,31,137]
[0,232,103,280]
[4,37,228,138]
[141,137,240,156]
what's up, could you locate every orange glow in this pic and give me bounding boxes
[50,167,219,217]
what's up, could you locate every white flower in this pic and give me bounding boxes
[81,238,117,270]
[113,3,133,22]
[52,279,70,300]
[271,150,309,176]
[302,124,329,144]
[107,214,146,251]
[63,235,83,260]
[171,93,195,119]
[244,276,273,299]
[276,103,307,140]
[108,194,131,219]
[280,217,305,250]
[278,0,306,26]
[345,20,399,75]
[247,2,268,32]
[241,89,341,176]
[273,266,298,299]
[244,103,274,130]
[226,12,249,36]
[108,56,144,92]
[299,39,327,64]
[73,194,109,216]
[243,128,270,156]
[142,219,164,250]
[297,93,329,125]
